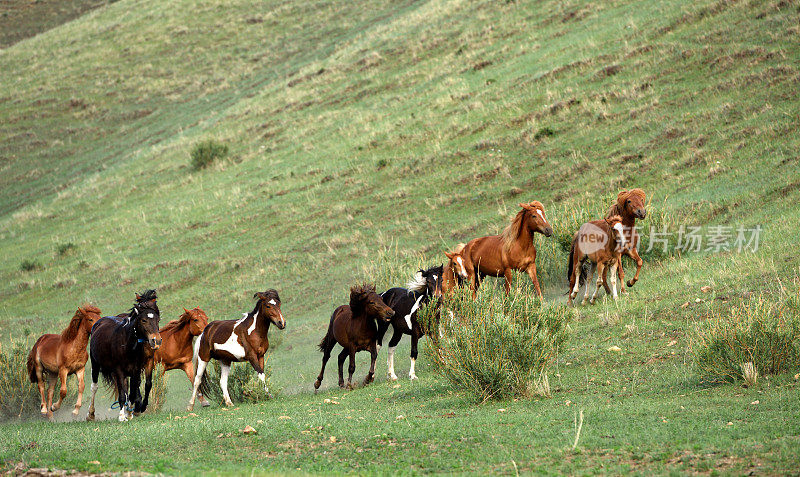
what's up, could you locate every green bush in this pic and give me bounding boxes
[421,286,572,402]
[202,360,275,404]
[693,296,800,384]
[146,363,167,413]
[20,259,39,272]
[0,338,41,419]
[191,139,229,170]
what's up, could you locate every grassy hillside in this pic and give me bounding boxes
[1,0,799,474]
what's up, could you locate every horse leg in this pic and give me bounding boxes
[601,263,613,296]
[248,355,272,398]
[503,269,513,295]
[609,262,619,300]
[626,248,643,288]
[52,367,69,412]
[314,340,335,390]
[116,371,129,422]
[346,350,356,390]
[45,373,57,421]
[127,373,140,419]
[591,263,606,305]
[337,349,348,388]
[220,362,233,407]
[386,328,402,381]
[183,362,209,406]
[526,263,543,298]
[187,358,208,412]
[35,362,47,416]
[135,369,152,414]
[582,263,596,305]
[86,358,99,421]
[363,344,377,386]
[73,368,85,417]
[409,333,419,380]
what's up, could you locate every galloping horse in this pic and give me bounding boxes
[567,215,627,305]
[604,189,647,291]
[27,305,101,420]
[188,290,285,411]
[314,284,394,390]
[87,290,162,422]
[458,201,553,297]
[144,307,209,407]
[377,266,441,381]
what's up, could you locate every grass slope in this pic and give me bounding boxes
[1,0,799,474]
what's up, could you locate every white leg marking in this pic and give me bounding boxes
[610,264,618,299]
[188,359,207,410]
[214,332,246,359]
[118,407,127,422]
[387,346,398,381]
[409,358,417,380]
[220,363,232,406]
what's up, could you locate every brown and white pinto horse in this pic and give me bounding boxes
[188,290,285,411]
[314,284,394,390]
[145,307,209,407]
[27,305,101,420]
[604,189,647,292]
[567,215,627,305]
[457,201,553,297]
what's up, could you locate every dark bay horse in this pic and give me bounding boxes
[27,305,101,420]
[145,307,209,407]
[87,290,162,422]
[377,266,441,380]
[459,201,553,297]
[188,290,285,411]
[604,189,647,292]
[314,284,394,390]
[567,215,627,305]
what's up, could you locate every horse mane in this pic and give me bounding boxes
[253,289,280,313]
[406,272,427,293]
[136,289,158,302]
[61,304,100,341]
[160,312,191,334]
[501,209,530,251]
[349,283,376,314]
[451,243,466,254]
[607,189,646,218]
[130,289,158,315]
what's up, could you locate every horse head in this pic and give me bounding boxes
[605,215,627,250]
[519,201,553,237]
[132,289,162,350]
[254,289,286,330]
[78,304,101,331]
[407,265,444,297]
[444,243,469,280]
[182,307,209,336]
[617,189,647,219]
[350,284,394,322]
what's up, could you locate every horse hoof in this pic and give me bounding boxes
[346,383,355,390]
[201,400,211,408]
[224,400,234,407]
[387,374,398,381]
[40,408,47,416]
[118,415,128,422]
[409,374,418,381]
[86,413,95,422]
[313,379,322,390]
[72,408,79,417]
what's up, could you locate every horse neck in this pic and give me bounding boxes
[163,320,191,347]
[250,307,271,337]
[620,210,637,228]
[514,219,535,250]
[63,318,92,350]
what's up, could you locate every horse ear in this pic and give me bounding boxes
[605,217,614,225]
[183,307,190,314]
[253,292,261,299]
[444,251,454,259]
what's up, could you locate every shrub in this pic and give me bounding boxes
[191,139,229,170]
[56,242,76,256]
[202,360,275,404]
[692,296,800,384]
[20,259,39,272]
[146,363,167,413]
[0,338,41,419]
[421,286,572,402]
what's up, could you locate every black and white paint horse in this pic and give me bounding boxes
[377,265,442,380]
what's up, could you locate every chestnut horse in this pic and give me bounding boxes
[27,305,101,420]
[144,307,210,407]
[442,243,468,295]
[188,290,285,411]
[314,284,394,390]
[567,215,627,305]
[87,290,162,422]
[604,189,647,292]
[458,201,553,297]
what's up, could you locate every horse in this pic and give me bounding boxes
[188,290,285,411]
[314,284,394,390]
[377,266,441,381]
[144,307,210,407]
[27,305,101,420]
[603,189,647,292]
[442,243,468,295]
[87,290,162,422]
[567,215,627,305]
[457,201,553,297]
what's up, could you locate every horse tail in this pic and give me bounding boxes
[26,340,40,383]
[567,239,576,284]
[317,311,337,353]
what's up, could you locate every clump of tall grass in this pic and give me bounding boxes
[692,295,800,385]
[202,360,275,404]
[0,337,41,419]
[146,363,167,413]
[191,139,229,170]
[421,286,572,402]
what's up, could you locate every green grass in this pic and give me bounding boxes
[1,0,799,474]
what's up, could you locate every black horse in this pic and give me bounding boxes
[377,265,442,381]
[87,290,162,422]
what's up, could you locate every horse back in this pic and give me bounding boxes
[467,235,509,275]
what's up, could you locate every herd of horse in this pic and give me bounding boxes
[25,189,647,421]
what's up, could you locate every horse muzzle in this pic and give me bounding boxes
[382,310,395,322]
[148,336,162,350]
[635,209,646,219]
[542,227,553,237]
